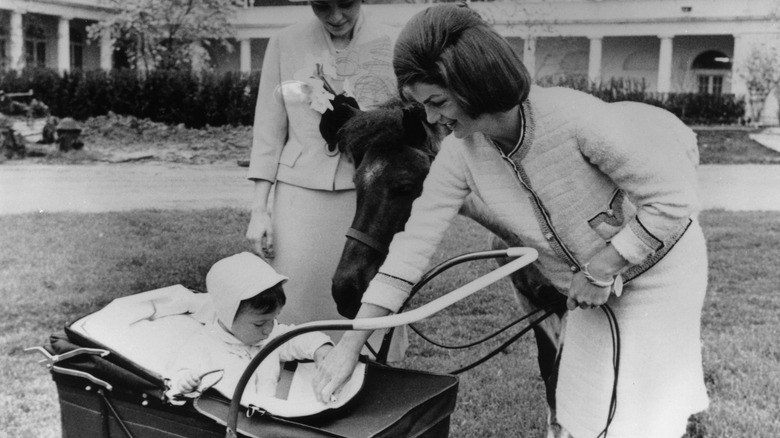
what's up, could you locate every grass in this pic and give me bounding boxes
[1,210,779,437]
[694,128,780,165]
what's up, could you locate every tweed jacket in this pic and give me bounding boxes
[363,86,701,312]
[247,12,398,191]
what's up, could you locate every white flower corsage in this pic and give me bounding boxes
[292,51,355,114]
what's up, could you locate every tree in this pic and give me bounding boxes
[88,0,245,72]
[738,44,780,124]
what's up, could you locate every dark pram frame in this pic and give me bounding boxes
[30,248,538,438]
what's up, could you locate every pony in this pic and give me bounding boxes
[325,98,568,428]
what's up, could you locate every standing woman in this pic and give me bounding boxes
[315,5,709,437]
[246,0,406,357]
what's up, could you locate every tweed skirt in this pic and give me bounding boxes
[270,182,407,360]
[556,220,709,438]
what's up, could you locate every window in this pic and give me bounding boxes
[697,75,723,95]
[70,28,84,70]
[692,50,730,95]
[26,40,46,67]
[0,23,7,70]
[0,37,7,70]
[25,24,47,68]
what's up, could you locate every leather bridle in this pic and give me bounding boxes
[345,227,389,256]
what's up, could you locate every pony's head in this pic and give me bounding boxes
[330,99,445,318]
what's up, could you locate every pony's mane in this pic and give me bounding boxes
[338,98,441,164]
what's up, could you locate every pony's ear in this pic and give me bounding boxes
[320,95,361,154]
[401,104,428,148]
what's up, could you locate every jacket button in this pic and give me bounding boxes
[570,266,578,272]
[606,209,614,217]
[544,232,553,240]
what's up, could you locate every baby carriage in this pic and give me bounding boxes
[28,247,538,438]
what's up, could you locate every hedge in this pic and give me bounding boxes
[0,68,745,127]
[538,75,746,125]
[0,68,260,129]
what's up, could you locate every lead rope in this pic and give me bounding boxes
[597,303,620,438]
[412,303,559,350]
[449,307,559,375]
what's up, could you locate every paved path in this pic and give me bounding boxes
[1,162,780,215]
[749,127,780,154]
[0,162,252,215]
[697,164,780,211]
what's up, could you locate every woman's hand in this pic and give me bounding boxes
[247,180,274,258]
[313,337,363,403]
[246,208,274,258]
[567,272,613,310]
[567,244,628,310]
[312,303,390,402]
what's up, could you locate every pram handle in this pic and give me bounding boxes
[225,247,537,438]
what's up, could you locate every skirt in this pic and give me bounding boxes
[270,182,407,361]
[556,220,709,438]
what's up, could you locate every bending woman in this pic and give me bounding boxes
[314,5,708,437]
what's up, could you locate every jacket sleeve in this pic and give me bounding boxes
[577,100,700,265]
[362,137,471,312]
[273,324,333,362]
[247,34,288,182]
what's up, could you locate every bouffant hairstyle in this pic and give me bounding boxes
[236,283,286,316]
[393,4,531,118]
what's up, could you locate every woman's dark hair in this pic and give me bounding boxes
[393,4,531,118]
[237,283,286,315]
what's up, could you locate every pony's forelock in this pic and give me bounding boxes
[339,99,438,165]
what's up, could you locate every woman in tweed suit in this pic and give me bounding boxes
[315,5,708,437]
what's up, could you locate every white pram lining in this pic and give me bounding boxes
[69,284,366,418]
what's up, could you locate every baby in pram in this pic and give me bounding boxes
[167,252,333,403]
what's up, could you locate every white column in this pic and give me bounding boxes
[57,17,71,72]
[588,37,603,85]
[10,10,24,70]
[240,38,251,73]
[657,35,674,93]
[730,34,749,97]
[100,28,113,70]
[523,37,536,80]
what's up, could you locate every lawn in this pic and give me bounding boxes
[1,209,778,438]
[695,128,780,165]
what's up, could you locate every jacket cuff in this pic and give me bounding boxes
[610,219,660,265]
[246,163,278,183]
[361,273,414,313]
[301,332,334,356]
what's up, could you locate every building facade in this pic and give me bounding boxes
[1,0,779,123]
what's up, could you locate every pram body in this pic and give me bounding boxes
[47,341,456,438]
[31,248,537,438]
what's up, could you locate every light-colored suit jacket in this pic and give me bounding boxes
[247,11,398,191]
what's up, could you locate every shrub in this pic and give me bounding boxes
[0,69,745,127]
[0,68,261,128]
[663,93,746,125]
[538,75,745,125]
